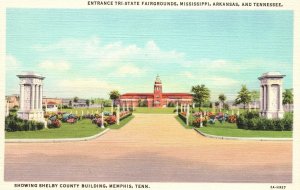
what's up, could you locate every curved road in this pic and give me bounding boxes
[5,114,292,182]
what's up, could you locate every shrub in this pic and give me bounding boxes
[167,102,175,107]
[283,112,293,131]
[236,115,246,129]
[264,119,274,130]
[242,111,259,119]
[178,113,187,124]
[5,114,45,131]
[256,117,266,130]
[247,118,255,130]
[273,119,284,131]
[120,112,132,120]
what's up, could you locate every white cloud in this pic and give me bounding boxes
[33,37,184,73]
[38,60,71,71]
[55,78,123,98]
[180,71,195,79]
[115,65,145,76]
[206,76,239,87]
[5,54,20,71]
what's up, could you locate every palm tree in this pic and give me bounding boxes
[283,89,293,111]
[109,90,121,107]
[218,94,226,110]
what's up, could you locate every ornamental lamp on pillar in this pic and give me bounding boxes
[200,113,203,128]
[5,100,9,117]
[186,104,190,126]
[101,111,105,128]
[117,104,120,125]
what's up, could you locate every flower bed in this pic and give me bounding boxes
[178,111,238,128]
[43,111,133,128]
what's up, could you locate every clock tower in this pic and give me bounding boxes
[153,75,163,107]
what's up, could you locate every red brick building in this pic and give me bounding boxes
[119,76,193,107]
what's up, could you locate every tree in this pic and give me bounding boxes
[250,90,260,110]
[91,99,95,105]
[86,99,90,107]
[250,90,259,102]
[218,93,226,109]
[235,85,251,109]
[68,100,73,107]
[73,96,79,103]
[109,90,121,106]
[191,85,210,111]
[283,89,293,105]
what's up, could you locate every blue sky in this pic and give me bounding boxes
[5,9,293,100]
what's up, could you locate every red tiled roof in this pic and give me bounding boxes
[120,92,192,99]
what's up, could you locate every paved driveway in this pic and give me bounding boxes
[5,114,292,182]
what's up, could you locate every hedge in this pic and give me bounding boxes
[120,112,132,121]
[236,111,293,131]
[178,113,187,123]
[5,114,44,132]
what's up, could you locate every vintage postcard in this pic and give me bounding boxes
[0,0,299,190]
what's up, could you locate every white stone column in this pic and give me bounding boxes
[260,85,263,111]
[267,84,271,111]
[39,85,43,109]
[279,85,283,111]
[263,85,267,111]
[176,102,178,114]
[35,84,38,109]
[30,84,35,109]
[20,84,24,110]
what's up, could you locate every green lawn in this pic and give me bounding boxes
[61,107,112,114]
[133,107,176,114]
[176,115,292,138]
[5,115,134,139]
[196,126,293,138]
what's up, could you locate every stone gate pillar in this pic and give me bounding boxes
[258,72,285,119]
[17,71,46,123]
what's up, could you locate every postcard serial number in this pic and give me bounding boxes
[270,186,286,189]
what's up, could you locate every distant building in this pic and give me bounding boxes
[42,98,62,106]
[119,75,193,107]
[5,94,20,109]
[62,98,87,108]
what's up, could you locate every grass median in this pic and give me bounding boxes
[176,116,292,138]
[5,115,134,139]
